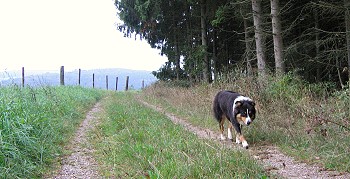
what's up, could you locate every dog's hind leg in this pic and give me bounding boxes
[219,118,226,140]
[227,121,233,141]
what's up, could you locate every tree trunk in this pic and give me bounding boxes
[201,0,210,83]
[271,0,285,74]
[345,0,350,82]
[171,1,181,81]
[186,6,195,84]
[174,36,181,80]
[252,0,267,76]
[314,8,321,82]
[243,17,253,76]
[212,28,218,81]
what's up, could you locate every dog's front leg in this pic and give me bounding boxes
[235,132,241,144]
[239,134,249,149]
[233,124,249,149]
[235,132,248,149]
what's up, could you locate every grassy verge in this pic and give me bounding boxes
[0,85,103,178]
[141,74,350,172]
[90,92,267,178]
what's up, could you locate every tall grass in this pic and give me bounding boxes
[142,73,350,172]
[90,92,267,178]
[0,85,103,178]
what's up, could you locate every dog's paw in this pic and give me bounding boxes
[242,141,249,149]
[235,137,241,144]
[220,134,226,140]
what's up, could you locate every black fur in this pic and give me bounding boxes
[213,90,256,135]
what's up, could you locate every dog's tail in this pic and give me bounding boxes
[213,93,223,122]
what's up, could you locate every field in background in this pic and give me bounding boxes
[141,73,350,172]
[0,85,103,178]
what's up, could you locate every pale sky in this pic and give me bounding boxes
[0,0,167,72]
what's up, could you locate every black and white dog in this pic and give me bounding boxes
[213,90,256,149]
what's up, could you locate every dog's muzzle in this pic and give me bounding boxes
[246,117,252,126]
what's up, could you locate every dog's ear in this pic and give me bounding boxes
[235,101,242,107]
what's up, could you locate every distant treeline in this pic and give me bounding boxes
[0,68,157,91]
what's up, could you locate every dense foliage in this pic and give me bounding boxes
[116,0,350,87]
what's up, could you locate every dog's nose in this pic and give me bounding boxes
[247,121,251,125]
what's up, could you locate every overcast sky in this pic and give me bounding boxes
[0,0,167,72]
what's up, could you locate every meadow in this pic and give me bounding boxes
[0,85,103,178]
[1,71,349,178]
[141,73,350,172]
[90,92,268,178]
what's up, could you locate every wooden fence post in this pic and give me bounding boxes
[106,75,108,90]
[125,76,129,91]
[60,66,64,85]
[78,69,81,86]
[116,77,118,91]
[22,67,25,87]
[92,73,95,88]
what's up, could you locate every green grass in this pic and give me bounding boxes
[90,92,267,178]
[141,75,350,173]
[0,85,103,178]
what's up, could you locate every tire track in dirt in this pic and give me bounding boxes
[140,100,350,179]
[50,101,103,179]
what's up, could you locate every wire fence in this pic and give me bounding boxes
[1,66,152,91]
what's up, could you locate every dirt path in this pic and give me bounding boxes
[50,101,103,179]
[140,100,350,179]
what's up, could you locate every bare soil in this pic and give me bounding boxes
[50,101,103,179]
[139,100,350,179]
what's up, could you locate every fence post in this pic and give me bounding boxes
[125,76,129,91]
[60,66,64,85]
[106,75,108,90]
[78,69,81,86]
[22,67,25,87]
[92,73,95,88]
[116,77,118,91]
[142,80,144,89]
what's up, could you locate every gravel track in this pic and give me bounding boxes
[51,101,103,179]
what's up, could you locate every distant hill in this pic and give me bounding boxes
[0,68,157,90]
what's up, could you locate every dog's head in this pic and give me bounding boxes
[233,96,256,126]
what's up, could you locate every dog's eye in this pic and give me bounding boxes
[250,113,255,118]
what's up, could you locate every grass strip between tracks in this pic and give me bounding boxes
[90,92,268,178]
